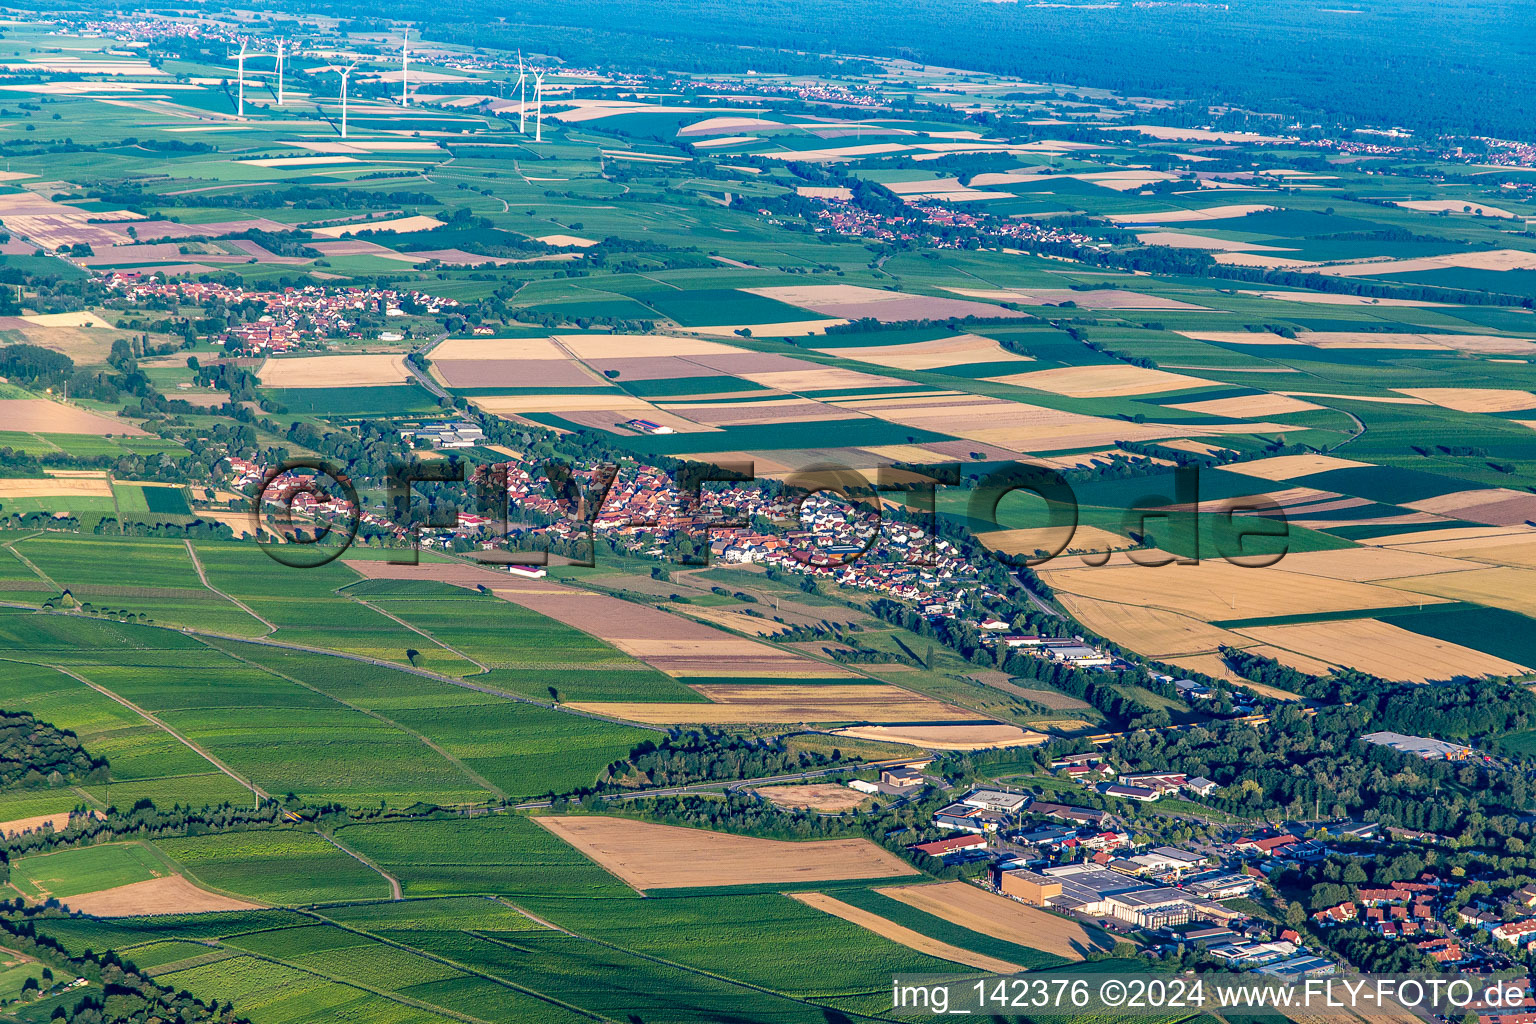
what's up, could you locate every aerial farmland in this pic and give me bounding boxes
[0,1,1530,1022]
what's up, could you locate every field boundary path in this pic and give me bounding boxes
[300,909,613,1023]
[482,904,899,1022]
[315,829,402,901]
[183,539,277,635]
[4,535,58,589]
[0,597,668,733]
[47,664,268,803]
[203,636,508,802]
[342,590,491,674]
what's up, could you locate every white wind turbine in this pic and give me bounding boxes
[275,39,285,106]
[400,29,409,107]
[515,51,526,134]
[338,62,358,138]
[533,70,544,143]
[236,39,247,118]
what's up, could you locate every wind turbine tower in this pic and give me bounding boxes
[338,62,357,138]
[401,29,409,107]
[275,39,285,106]
[534,71,544,143]
[236,39,247,118]
[516,52,526,134]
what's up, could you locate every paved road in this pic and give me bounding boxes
[404,342,450,401]
[1013,571,1064,617]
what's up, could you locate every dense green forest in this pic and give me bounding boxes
[287,0,1536,140]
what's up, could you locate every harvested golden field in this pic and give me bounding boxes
[472,394,657,414]
[430,336,570,360]
[1217,453,1372,480]
[61,876,264,917]
[1057,594,1244,658]
[1037,557,1445,622]
[861,443,962,463]
[1265,546,1482,582]
[868,396,1294,452]
[1317,249,1536,277]
[1389,529,1536,569]
[755,784,871,812]
[311,214,442,237]
[1276,392,1429,405]
[0,477,112,498]
[1236,619,1528,682]
[1168,394,1323,417]
[532,815,918,892]
[1392,388,1536,413]
[657,397,860,426]
[822,333,1033,371]
[985,363,1209,397]
[570,683,976,725]
[832,723,1046,750]
[744,366,907,392]
[1109,204,1276,224]
[978,525,1132,558]
[1379,566,1536,618]
[0,812,76,838]
[257,354,410,388]
[788,891,1022,973]
[556,333,740,359]
[0,400,146,435]
[674,604,792,635]
[21,311,111,328]
[1393,199,1517,218]
[1405,488,1529,516]
[878,882,1112,959]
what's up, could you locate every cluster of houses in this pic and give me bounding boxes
[494,461,1019,621]
[1313,880,1445,941]
[106,275,457,353]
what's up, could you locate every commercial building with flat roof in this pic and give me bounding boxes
[1041,863,1152,913]
[1361,731,1474,761]
[996,868,1062,905]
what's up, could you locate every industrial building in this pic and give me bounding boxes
[1360,731,1474,761]
[960,789,1031,814]
[994,868,1062,905]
